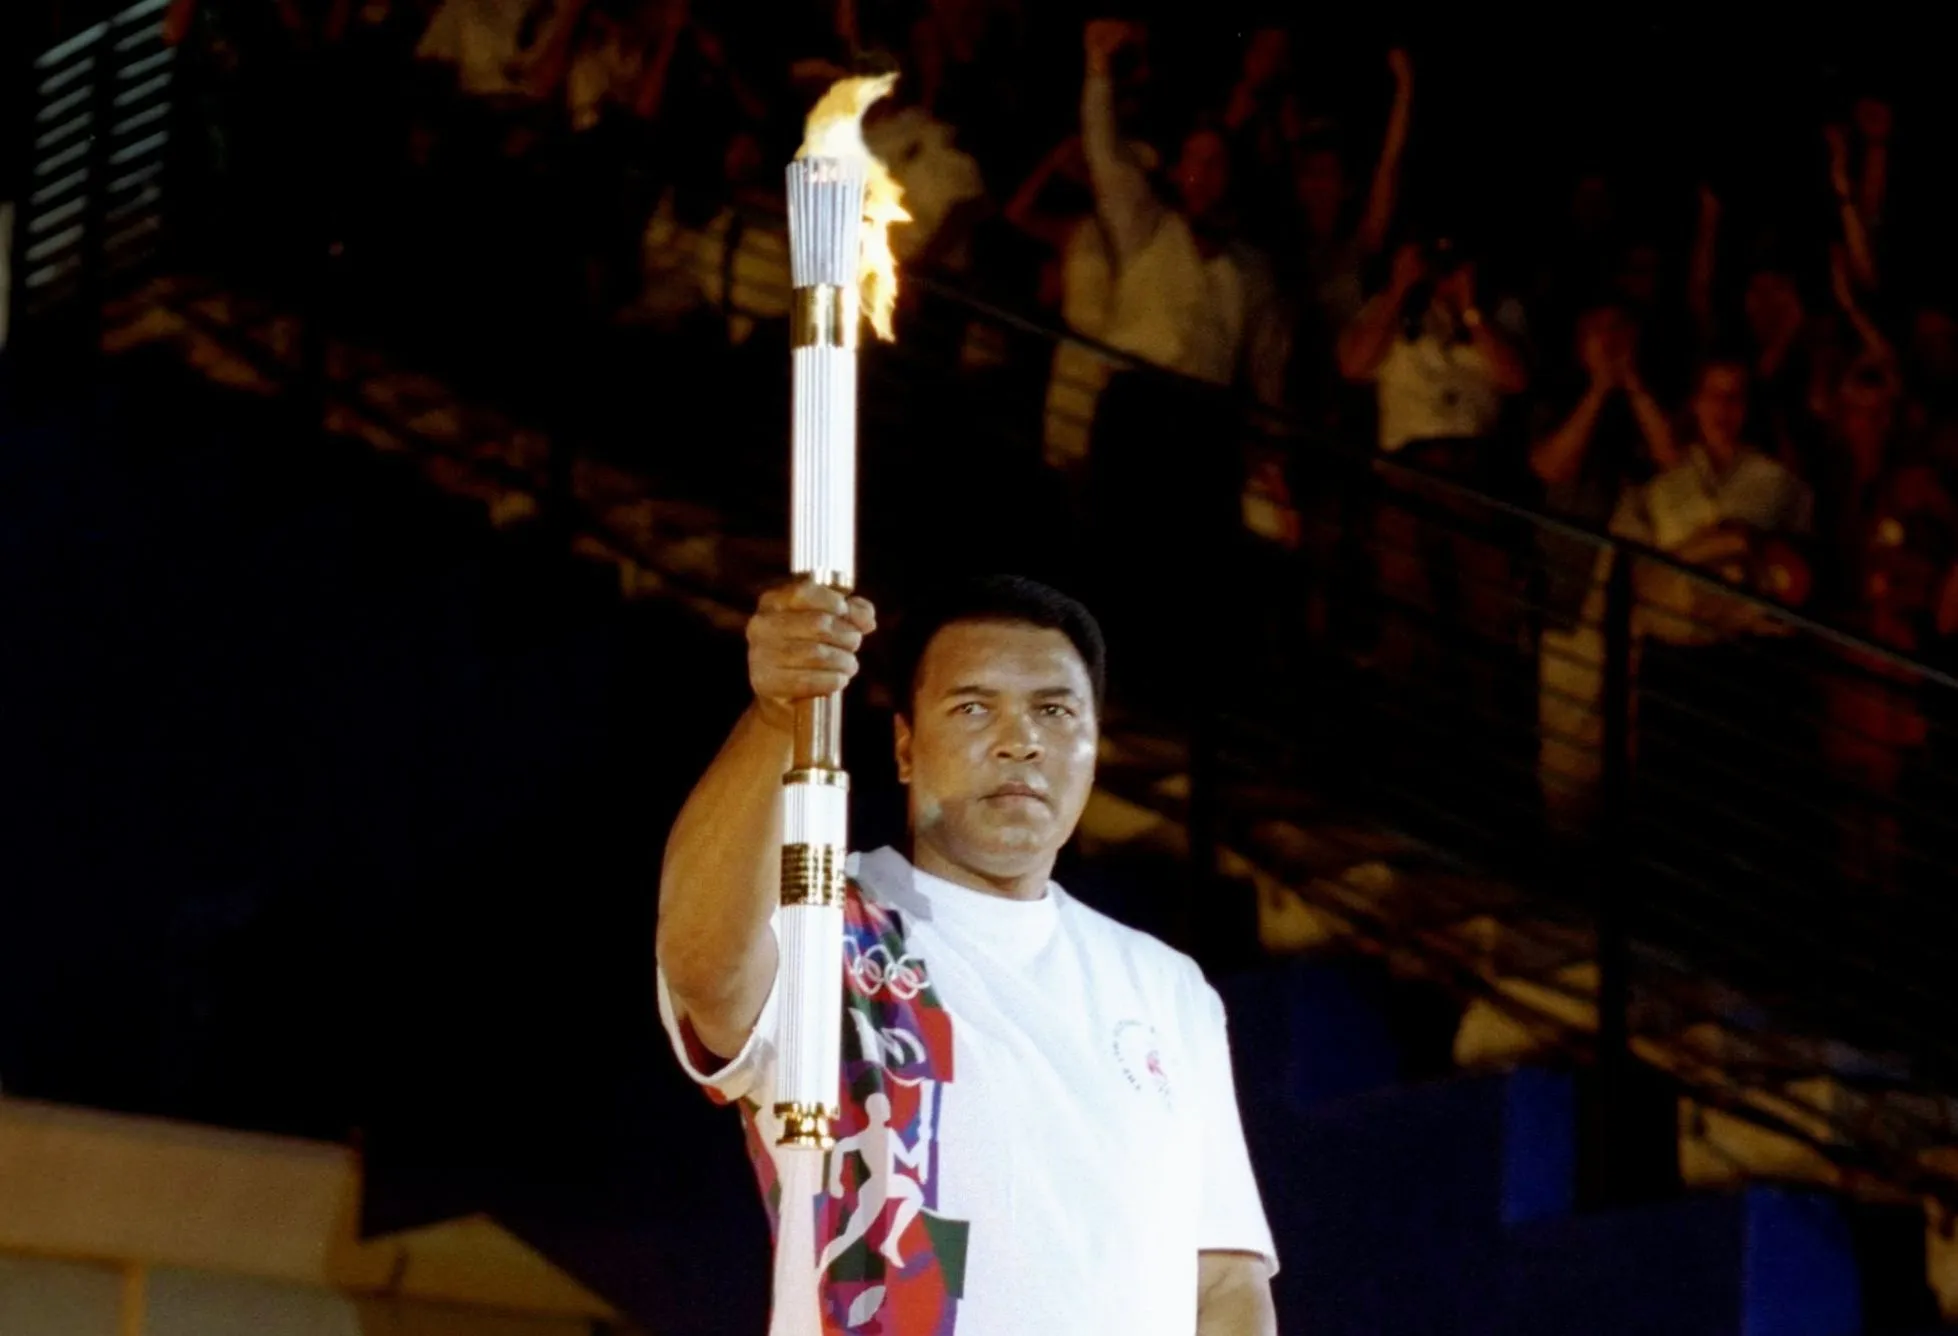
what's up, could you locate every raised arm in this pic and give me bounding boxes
[656,582,876,1061]
[1532,383,1613,487]
[1854,97,1892,235]
[1825,123,1879,291]
[1622,364,1681,471]
[629,0,689,121]
[1081,19,1164,261]
[1338,243,1424,382]
[1355,48,1413,257]
[1829,241,1900,373]
[1687,184,1720,344]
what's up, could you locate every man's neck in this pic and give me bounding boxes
[910,840,1054,902]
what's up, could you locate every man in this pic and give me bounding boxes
[1529,303,1678,832]
[1338,236,1532,768]
[1612,355,1816,947]
[1078,21,1287,698]
[1080,20,1286,403]
[656,575,1277,1335]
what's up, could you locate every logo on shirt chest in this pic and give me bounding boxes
[1111,1019,1173,1111]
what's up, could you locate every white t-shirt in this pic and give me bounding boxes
[658,847,1275,1336]
[1101,213,1256,389]
[1374,302,1526,453]
[1618,444,1815,553]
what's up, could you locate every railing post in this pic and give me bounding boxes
[1591,543,1636,1202]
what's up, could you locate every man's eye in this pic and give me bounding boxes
[1040,703,1075,718]
[954,701,986,716]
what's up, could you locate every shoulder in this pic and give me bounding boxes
[1057,892,1212,998]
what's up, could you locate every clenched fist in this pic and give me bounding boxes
[747,581,878,731]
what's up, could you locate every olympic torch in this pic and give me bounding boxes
[775,75,906,1152]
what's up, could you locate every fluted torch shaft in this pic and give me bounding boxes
[774,157,866,1151]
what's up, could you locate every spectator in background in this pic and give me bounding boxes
[1530,304,1679,831]
[1616,354,1817,933]
[1218,26,1303,252]
[906,0,1027,171]
[1287,47,1412,419]
[1081,20,1287,402]
[1338,236,1530,751]
[1079,16,1288,698]
[862,72,990,369]
[1614,357,1812,599]
[631,128,789,347]
[1005,135,1119,477]
[865,93,988,281]
[1339,238,1530,463]
[1804,251,1958,888]
[1008,41,1156,478]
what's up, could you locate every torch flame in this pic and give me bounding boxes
[796,74,908,341]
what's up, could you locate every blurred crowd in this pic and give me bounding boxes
[143,1,1958,888]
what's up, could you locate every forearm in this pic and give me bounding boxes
[1197,1257,1277,1336]
[1471,320,1529,395]
[1625,380,1681,470]
[1838,196,1879,290]
[656,703,791,1054]
[1337,289,1407,382]
[1081,66,1157,257]
[1357,82,1411,255]
[1860,145,1889,232]
[1531,386,1608,485]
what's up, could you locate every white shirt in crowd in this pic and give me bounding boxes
[1099,212,1274,390]
[1080,70,1287,404]
[1374,301,1527,453]
[415,0,547,97]
[658,847,1275,1336]
[1616,443,1815,553]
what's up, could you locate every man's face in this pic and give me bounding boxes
[1693,364,1750,450]
[1838,372,1897,460]
[894,620,1098,883]
[1175,130,1232,225]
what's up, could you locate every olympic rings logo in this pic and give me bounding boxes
[846,941,929,1000]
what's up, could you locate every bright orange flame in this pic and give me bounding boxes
[796,74,908,341]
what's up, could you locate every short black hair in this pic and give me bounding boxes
[889,576,1107,718]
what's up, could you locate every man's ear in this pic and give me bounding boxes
[893,713,914,785]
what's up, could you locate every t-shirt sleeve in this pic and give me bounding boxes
[1193,980,1279,1273]
[655,935,782,1107]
